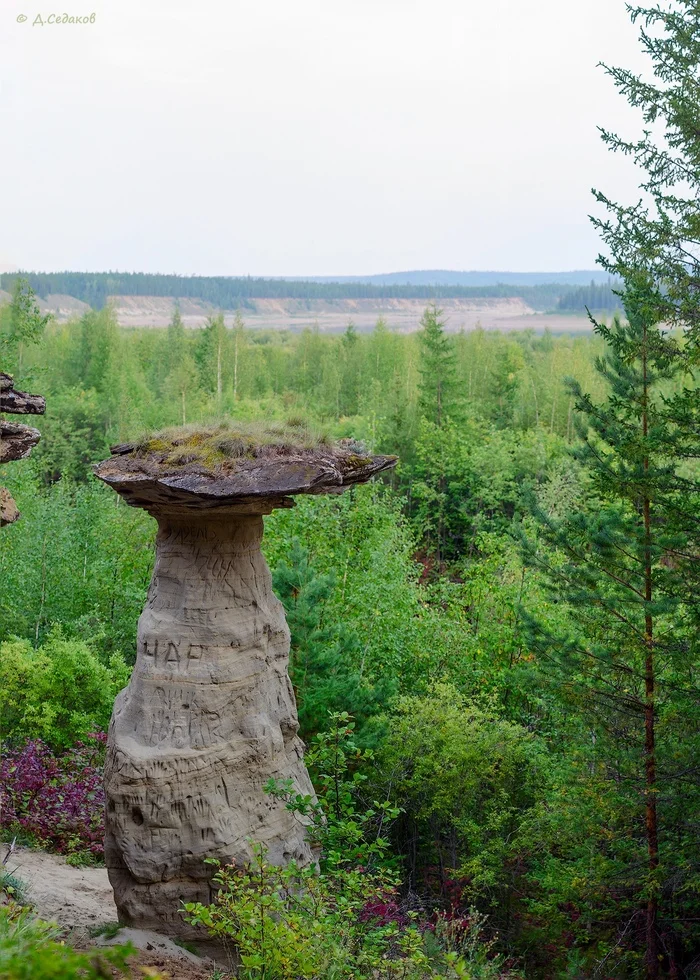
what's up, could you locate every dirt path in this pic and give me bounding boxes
[8,846,116,929]
[4,846,221,979]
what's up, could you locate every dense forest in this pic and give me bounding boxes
[555,280,622,312]
[0,271,619,315]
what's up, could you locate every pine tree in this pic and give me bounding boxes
[417,304,459,428]
[588,14,700,968]
[523,276,700,977]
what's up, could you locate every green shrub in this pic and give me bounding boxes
[375,684,549,913]
[0,629,129,749]
[0,908,133,980]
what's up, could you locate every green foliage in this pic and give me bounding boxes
[375,686,548,917]
[88,922,124,940]
[5,271,700,975]
[592,1,700,349]
[0,629,129,749]
[267,712,400,871]
[417,304,460,428]
[487,344,524,429]
[30,387,111,485]
[0,278,51,376]
[0,908,132,980]
[521,280,700,975]
[410,417,566,564]
[0,465,154,658]
[184,714,519,980]
[0,869,29,907]
[273,541,394,740]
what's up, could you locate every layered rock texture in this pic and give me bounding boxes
[95,425,396,936]
[0,372,45,526]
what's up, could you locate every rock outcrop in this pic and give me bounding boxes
[0,372,45,526]
[94,426,396,937]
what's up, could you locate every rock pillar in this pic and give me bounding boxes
[104,509,315,935]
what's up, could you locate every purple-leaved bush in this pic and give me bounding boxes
[359,888,411,928]
[0,733,106,857]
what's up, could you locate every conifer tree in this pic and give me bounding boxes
[417,304,459,427]
[525,11,700,966]
[488,343,523,428]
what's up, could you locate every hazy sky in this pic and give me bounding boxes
[1,0,649,275]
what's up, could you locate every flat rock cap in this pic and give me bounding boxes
[94,423,397,515]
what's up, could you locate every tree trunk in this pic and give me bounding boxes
[642,325,660,980]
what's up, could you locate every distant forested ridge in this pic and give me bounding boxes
[555,279,622,312]
[0,271,580,311]
[292,269,612,287]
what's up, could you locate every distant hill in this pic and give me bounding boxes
[0,272,618,331]
[0,271,573,310]
[289,270,612,287]
[0,269,616,332]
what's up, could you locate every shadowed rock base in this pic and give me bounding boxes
[104,514,315,936]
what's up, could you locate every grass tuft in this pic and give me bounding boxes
[0,869,29,906]
[88,921,123,939]
[129,419,334,473]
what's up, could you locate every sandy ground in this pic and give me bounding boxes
[0,288,593,334]
[4,845,221,979]
[106,294,545,332]
[9,846,116,929]
[105,295,594,334]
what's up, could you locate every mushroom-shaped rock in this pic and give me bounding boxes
[94,424,396,937]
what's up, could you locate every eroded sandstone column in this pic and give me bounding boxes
[105,511,315,934]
